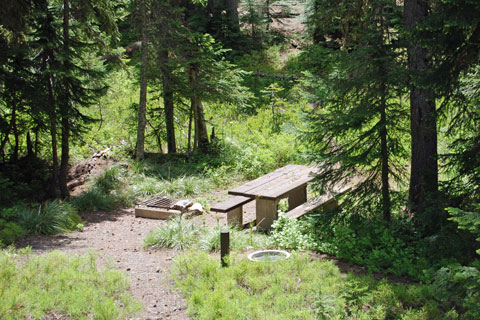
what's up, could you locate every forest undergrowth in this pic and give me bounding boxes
[2,0,480,318]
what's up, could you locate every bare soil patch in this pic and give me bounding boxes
[18,209,189,320]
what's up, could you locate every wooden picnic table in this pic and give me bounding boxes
[228,164,318,230]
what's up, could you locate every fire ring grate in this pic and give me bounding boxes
[138,196,175,209]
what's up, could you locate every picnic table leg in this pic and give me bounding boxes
[288,185,307,210]
[227,206,243,226]
[256,198,279,231]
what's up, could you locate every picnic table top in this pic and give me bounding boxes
[228,164,318,200]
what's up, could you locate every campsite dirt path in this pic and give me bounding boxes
[19,208,196,320]
[18,199,257,320]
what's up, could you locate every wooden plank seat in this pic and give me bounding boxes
[210,196,253,226]
[285,187,352,219]
[285,195,337,219]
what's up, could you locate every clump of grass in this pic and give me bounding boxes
[144,216,269,252]
[93,165,125,194]
[70,166,135,214]
[70,189,121,213]
[127,175,163,198]
[0,249,142,319]
[198,224,269,252]
[172,252,443,320]
[17,200,82,235]
[143,215,198,250]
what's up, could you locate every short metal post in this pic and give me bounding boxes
[220,231,230,267]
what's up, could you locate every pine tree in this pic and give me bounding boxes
[421,0,480,208]
[402,0,480,230]
[304,0,408,219]
[404,0,438,214]
[35,0,119,197]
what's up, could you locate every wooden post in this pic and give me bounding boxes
[256,198,279,231]
[288,185,307,210]
[220,231,230,267]
[227,207,243,226]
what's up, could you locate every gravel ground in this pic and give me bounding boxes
[18,208,190,320]
[16,198,258,320]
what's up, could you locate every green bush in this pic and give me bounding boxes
[270,212,318,250]
[144,216,269,252]
[447,205,480,254]
[430,263,480,319]
[70,189,132,214]
[17,200,82,235]
[308,210,433,279]
[93,166,125,194]
[0,174,16,207]
[172,251,443,320]
[0,219,26,245]
[0,158,51,206]
[0,249,142,319]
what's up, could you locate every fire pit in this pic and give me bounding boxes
[248,250,290,262]
[135,196,180,219]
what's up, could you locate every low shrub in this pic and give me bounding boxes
[70,166,135,214]
[0,219,26,245]
[430,263,480,319]
[0,157,51,207]
[270,212,318,250]
[172,252,443,320]
[306,210,433,279]
[0,249,142,319]
[93,166,125,194]
[70,189,131,213]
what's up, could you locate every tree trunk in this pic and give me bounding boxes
[162,52,176,154]
[0,106,15,160]
[59,117,70,198]
[195,99,209,151]
[380,82,391,221]
[188,67,209,152]
[47,74,59,198]
[34,127,39,156]
[225,0,239,31]
[11,100,19,162]
[59,0,70,198]
[405,0,438,212]
[187,102,193,155]
[26,131,33,157]
[136,0,148,161]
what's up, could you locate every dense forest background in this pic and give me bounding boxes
[1,0,480,317]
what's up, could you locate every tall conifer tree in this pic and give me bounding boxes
[305,0,408,219]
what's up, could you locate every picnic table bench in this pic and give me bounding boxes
[210,195,252,226]
[227,164,319,230]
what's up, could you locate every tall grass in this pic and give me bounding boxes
[173,252,444,320]
[17,200,82,235]
[70,166,134,214]
[144,215,269,252]
[143,216,198,250]
[0,249,142,319]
